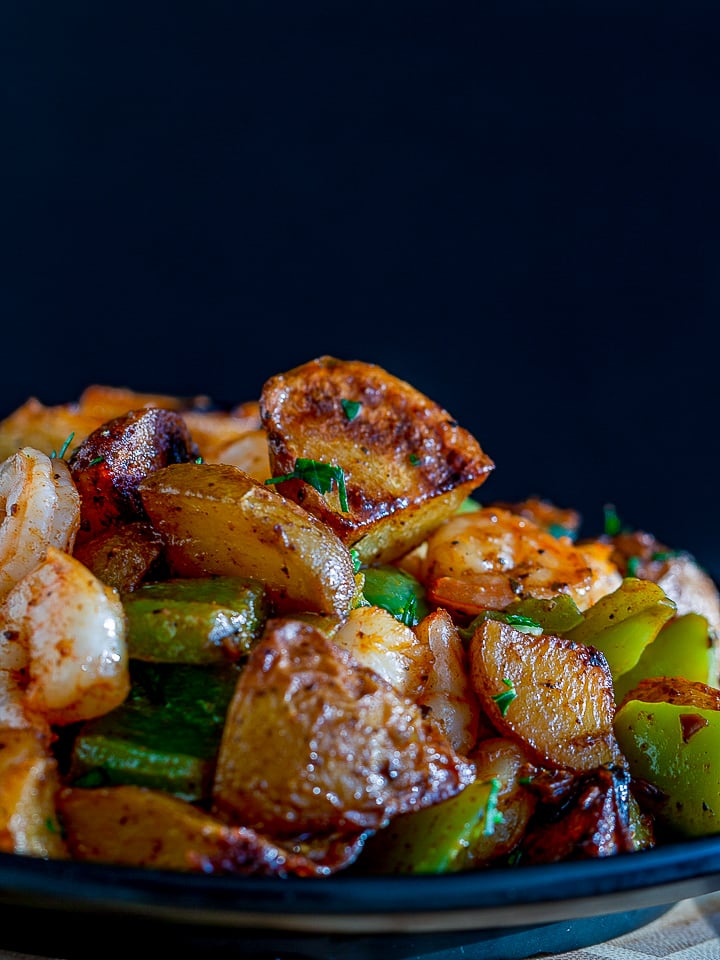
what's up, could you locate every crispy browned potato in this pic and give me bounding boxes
[68,408,201,545]
[260,356,494,564]
[520,764,654,863]
[138,462,357,617]
[56,785,351,876]
[212,618,475,836]
[72,521,165,592]
[468,620,621,772]
[0,397,103,463]
[77,384,212,419]
[619,675,720,711]
[203,428,271,481]
[0,728,67,858]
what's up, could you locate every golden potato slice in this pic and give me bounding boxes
[0,397,102,463]
[618,675,720,711]
[205,428,271,481]
[72,521,165,592]
[138,462,356,617]
[260,356,494,564]
[77,384,212,420]
[56,785,345,875]
[468,620,620,772]
[212,618,475,837]
[0,727,66,858]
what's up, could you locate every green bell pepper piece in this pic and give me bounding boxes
[68,661,240,802]
[122,576,268,663]
[564,578,676,680]
[614,613,714,704]
[614,695,720,838]
[360,564,430,626]
[360,778,501,874]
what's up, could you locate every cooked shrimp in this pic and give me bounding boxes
[422,506,622,614]
[0,447,80,601]
[415,608,483,754]
[332,605,433,700]
[0,546,129,726]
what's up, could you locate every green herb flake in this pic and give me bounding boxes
[548,523,576,541]
[504,613,543,634]
[408,453,421,466]
[482,778,504,836]
[626,555,641,577]
[491,678,517,717]
[88,456,105,467]
[195,456,204,464]
[603,503,623,536]
[341,398,362,421]
[265,458,349,512]
[50,431,75,460]
[350,548,362,574]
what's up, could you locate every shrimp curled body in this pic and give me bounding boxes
[0,447,81,601]
[422,506,621,614]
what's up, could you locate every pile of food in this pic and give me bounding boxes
[0,355,718,877]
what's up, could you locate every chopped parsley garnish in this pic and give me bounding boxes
[626,555,641,577]
[408,453,421,466]
[350,548,362,574]
[491,678,517,717]
[482,778,504,836]
[195,456,204,464]
[341,398,362,421]
[548,523,576,541]
[88,456,105,467]
[603,503,623,536]
[50,432,75,460]
[265,458,349,512]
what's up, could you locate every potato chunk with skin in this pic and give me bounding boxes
[212,618,475,837]
[57,784,360,876]
[469,620,621,772]
[68,407,201,545]
[260,356,494,565]
[139,462,356,618]
[0,727,66,858]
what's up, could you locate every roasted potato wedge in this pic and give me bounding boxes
[0,727,66,858]
[68,407,201,545]
[138,462,357,617]
[72,520,165,592]
[468,620,620,772]
[212,618,475,836]
[260,356,494,564]
[56,784,350,876]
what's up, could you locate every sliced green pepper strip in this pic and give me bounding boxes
[564,578,676,680]
[122,576,268,663]
[614,613,714,704]
[68,662,240,802]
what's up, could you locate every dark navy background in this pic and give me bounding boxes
[2,1,719,579]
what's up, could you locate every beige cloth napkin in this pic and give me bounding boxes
[545,891,720,959]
